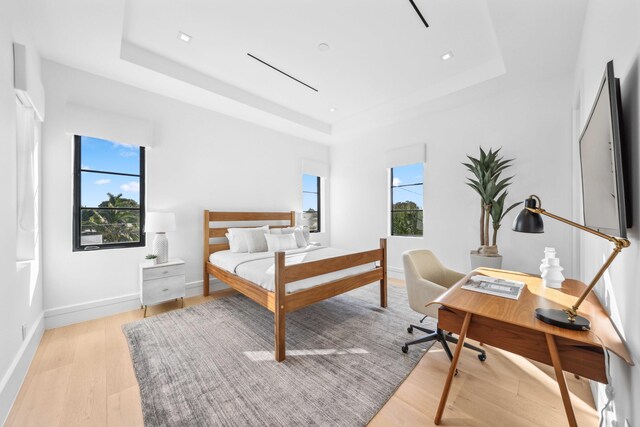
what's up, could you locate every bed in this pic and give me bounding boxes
[203,210,387,362]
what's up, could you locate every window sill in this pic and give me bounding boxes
[387,235,424,240]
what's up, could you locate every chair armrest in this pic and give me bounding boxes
[443,269,466,287]
[415,277,448,297]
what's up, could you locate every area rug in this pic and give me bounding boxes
[123,283,435,427]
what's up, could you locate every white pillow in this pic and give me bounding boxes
[265,233,298,252]
[227,226,269,253]
[301,225,311,244]
[245,229,268,253]
[271,226,307,248]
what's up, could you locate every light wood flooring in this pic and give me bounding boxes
[6,282,597,426]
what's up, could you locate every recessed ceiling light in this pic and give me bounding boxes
[329,108,336,112]
[318,43,330,52]
[178,31,192,43]
[441,51,454,61]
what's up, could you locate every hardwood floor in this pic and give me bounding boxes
[6,282,597,426]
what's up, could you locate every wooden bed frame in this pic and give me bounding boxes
[203,210,387,362]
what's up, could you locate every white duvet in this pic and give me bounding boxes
[209,245,376,293]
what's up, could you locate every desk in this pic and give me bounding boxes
[432,268,633,427]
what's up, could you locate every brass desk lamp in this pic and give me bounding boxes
[512,195,630,330]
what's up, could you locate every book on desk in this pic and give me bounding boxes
[461,275,525,300]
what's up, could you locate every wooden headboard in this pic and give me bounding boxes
[203,210,296,260]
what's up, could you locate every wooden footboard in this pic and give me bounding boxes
[203,210,387,362]
[274,238,387,361]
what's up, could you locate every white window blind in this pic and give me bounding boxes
[385,144,426,168]
[65,103,154,148]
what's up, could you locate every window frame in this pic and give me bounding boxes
[390,164,424,237]
[72,135,146,251]
[303,174,321,233]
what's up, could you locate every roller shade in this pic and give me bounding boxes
[302,159,329,177]
[13,43,45,121]
[65,103,153,147]
[385,143,426,168]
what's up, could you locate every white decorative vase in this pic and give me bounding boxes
[153,232,169,264]
[542,257,564,288]
[540,247,557,274]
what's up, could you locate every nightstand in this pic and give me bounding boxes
[139,258,186,317]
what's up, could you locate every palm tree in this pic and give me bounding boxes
[82,193,140,243]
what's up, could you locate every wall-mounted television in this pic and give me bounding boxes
[579,60,631,238]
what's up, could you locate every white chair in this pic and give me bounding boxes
[401,249,486,362]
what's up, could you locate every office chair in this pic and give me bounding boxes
[401,249,486,362]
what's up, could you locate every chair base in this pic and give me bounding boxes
[402,324,486,363]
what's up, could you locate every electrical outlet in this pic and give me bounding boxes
[21,324,26,341]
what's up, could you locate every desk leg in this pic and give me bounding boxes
[434,312,472,425]
[545,333,578,427]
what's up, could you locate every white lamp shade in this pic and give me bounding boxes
[146,212,176,232]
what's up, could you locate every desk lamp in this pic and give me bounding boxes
[512,195,630,330]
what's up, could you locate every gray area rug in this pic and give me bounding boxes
[123,283,435,427]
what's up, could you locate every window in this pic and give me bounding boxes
[390,163,424,237]
[303,174,321,232]
[73,135,145,251]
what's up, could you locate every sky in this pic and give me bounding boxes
[391,163,424,208]
[80,136,141,207]
[302,174,319,211]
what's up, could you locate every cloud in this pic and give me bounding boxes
[119,150,137,158]
[94,179,111,185]
[81,164,91,170]
[111,141,138,157]
[392,177,401,186]
[120,181,140,193]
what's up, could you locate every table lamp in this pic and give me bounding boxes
[512,195,630,330]
[145,212,176,264]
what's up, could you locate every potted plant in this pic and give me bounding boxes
[463,148,519,269]
[145,254,158,265]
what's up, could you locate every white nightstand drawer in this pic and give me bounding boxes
[143,275,186,306]
[144,263,185,281]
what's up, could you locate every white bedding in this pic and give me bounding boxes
[209,245,376,293]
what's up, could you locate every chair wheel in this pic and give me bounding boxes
[478,353,487,362]
[401,345,409,354]
[407,326,413,334]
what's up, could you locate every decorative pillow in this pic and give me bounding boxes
[301,225,311,244]
[245,229,269,253]
[271,226,307,248]
[265,233,298,252]
[291,227,307,248]
[227,226,269,253]
[225,233,239,252]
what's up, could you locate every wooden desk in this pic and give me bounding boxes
[431,268,633,427]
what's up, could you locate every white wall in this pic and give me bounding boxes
[330,75,575,278]
[41,61,330,326]
[0,0,45,424]
[573,0,640,424]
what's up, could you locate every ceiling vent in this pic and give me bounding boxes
[247,53,318,92]
[408,0,429,29]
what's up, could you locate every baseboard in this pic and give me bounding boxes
[0,312,45,426]
[388,266,404,280]
[44,279,228,329]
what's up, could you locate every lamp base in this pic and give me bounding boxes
[535,308,590,331]
[153,233,169,264]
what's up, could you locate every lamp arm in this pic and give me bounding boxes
[526,206,630,320]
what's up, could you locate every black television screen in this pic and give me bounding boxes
[579,60,629,238]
